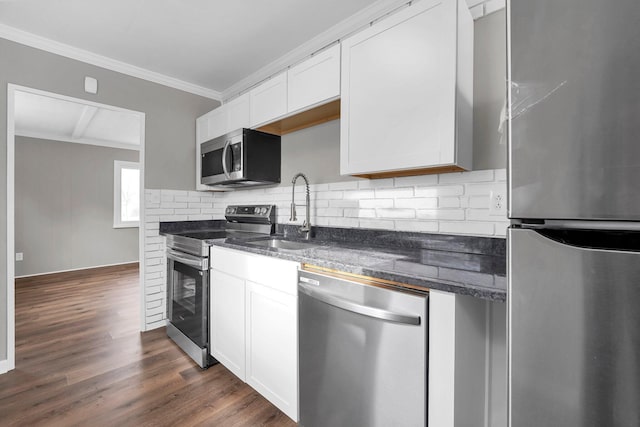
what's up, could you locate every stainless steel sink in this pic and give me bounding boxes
[247,238,316,251]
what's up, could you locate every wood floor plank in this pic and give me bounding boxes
[0,263,296,427]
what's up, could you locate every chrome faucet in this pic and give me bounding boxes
[290,173,311,240]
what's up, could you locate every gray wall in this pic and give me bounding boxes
[0,38,219,360]
[15,137,139,277]
[280,11,507,185]
[473,10,507,170]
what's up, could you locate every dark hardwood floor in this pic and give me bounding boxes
[0,264,296,427]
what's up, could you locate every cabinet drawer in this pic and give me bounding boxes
[210,246,299,295]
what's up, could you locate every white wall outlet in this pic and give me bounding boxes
[15,252,23,261]
[489,190,507,216]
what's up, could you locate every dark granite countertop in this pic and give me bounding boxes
[160,221,506,302]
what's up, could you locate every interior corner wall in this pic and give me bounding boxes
[0,37,220,361]
[15,136,140,276]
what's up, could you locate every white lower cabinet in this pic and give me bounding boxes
[245,281,298,419]
[209,246,299,422]
[210,269,246,380]
[429,290,507,427]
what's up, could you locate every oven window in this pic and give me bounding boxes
[173,271,196,314]
[169,261,206,347]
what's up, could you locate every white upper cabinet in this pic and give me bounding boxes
[287,44,340,114]
[249,72,288,127]
[340,0,473,177]
[197,106,226,143]
[196,107,226,191]
[226,92,251,131]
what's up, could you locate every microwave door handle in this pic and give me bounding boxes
[222,140,231,179]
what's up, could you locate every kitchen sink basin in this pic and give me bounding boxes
[247,238,316,251]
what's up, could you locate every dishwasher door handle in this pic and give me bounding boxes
[298,282,421,325]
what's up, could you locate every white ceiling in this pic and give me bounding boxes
[0,0,378,94]
[15,91,142,150]
[0,0,503,100]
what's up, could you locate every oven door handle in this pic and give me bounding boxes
[166,249,208,270]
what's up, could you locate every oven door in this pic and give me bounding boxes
[166,250,208,348]
[201,133,244,185]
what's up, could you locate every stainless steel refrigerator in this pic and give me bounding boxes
[507,0,640,426]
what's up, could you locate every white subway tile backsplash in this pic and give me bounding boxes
[417,209,465,220]
[344,208,376,218]
[328,217,360,228]
[317,208,346,217]
[394,197,438,209]
[329,199,359,208]
[329,181,359,190]
[415,185,464,197]
[465,183,504,196]
[343,190,375,200]
[359,219,395,230]
[394,174,438,187]
[439,221,495,236]
[438,197,461,208]
[175,195,201,203]
[357,178,395,189]
[359,199,394,209]
[376,208,416,219]
[375,187,414,199]
[394,220,439,233]
[141,168,508,331]
[439,169,494,184]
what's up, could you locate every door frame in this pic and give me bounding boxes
[4,83,147,372]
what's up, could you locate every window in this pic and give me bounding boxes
[114,160,140,228]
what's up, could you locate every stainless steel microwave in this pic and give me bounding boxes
[200,128,281,187]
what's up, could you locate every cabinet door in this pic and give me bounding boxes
[210,268,246,381]
[340,0,457,175]
[245,280,298,421]
[226,92,251,132]
[250,72,288,127]
[287,44,340,114]
[196,109,225,191]
[205,106,227,141]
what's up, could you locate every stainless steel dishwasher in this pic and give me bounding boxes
[298,270,428,427]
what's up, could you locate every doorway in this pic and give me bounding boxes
[5,84,146,371]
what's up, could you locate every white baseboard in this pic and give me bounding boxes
[15,260,139,279]
[0,359,8,374]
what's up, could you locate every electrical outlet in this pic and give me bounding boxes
[489,190,507,216]
[15,252,23,261]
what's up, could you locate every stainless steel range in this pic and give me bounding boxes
[165,204,276,368]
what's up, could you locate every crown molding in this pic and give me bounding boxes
[0,23,222,101]
[221,0,413,100]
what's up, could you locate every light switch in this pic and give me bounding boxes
[84,76,98,94]
[15,252,23,261]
